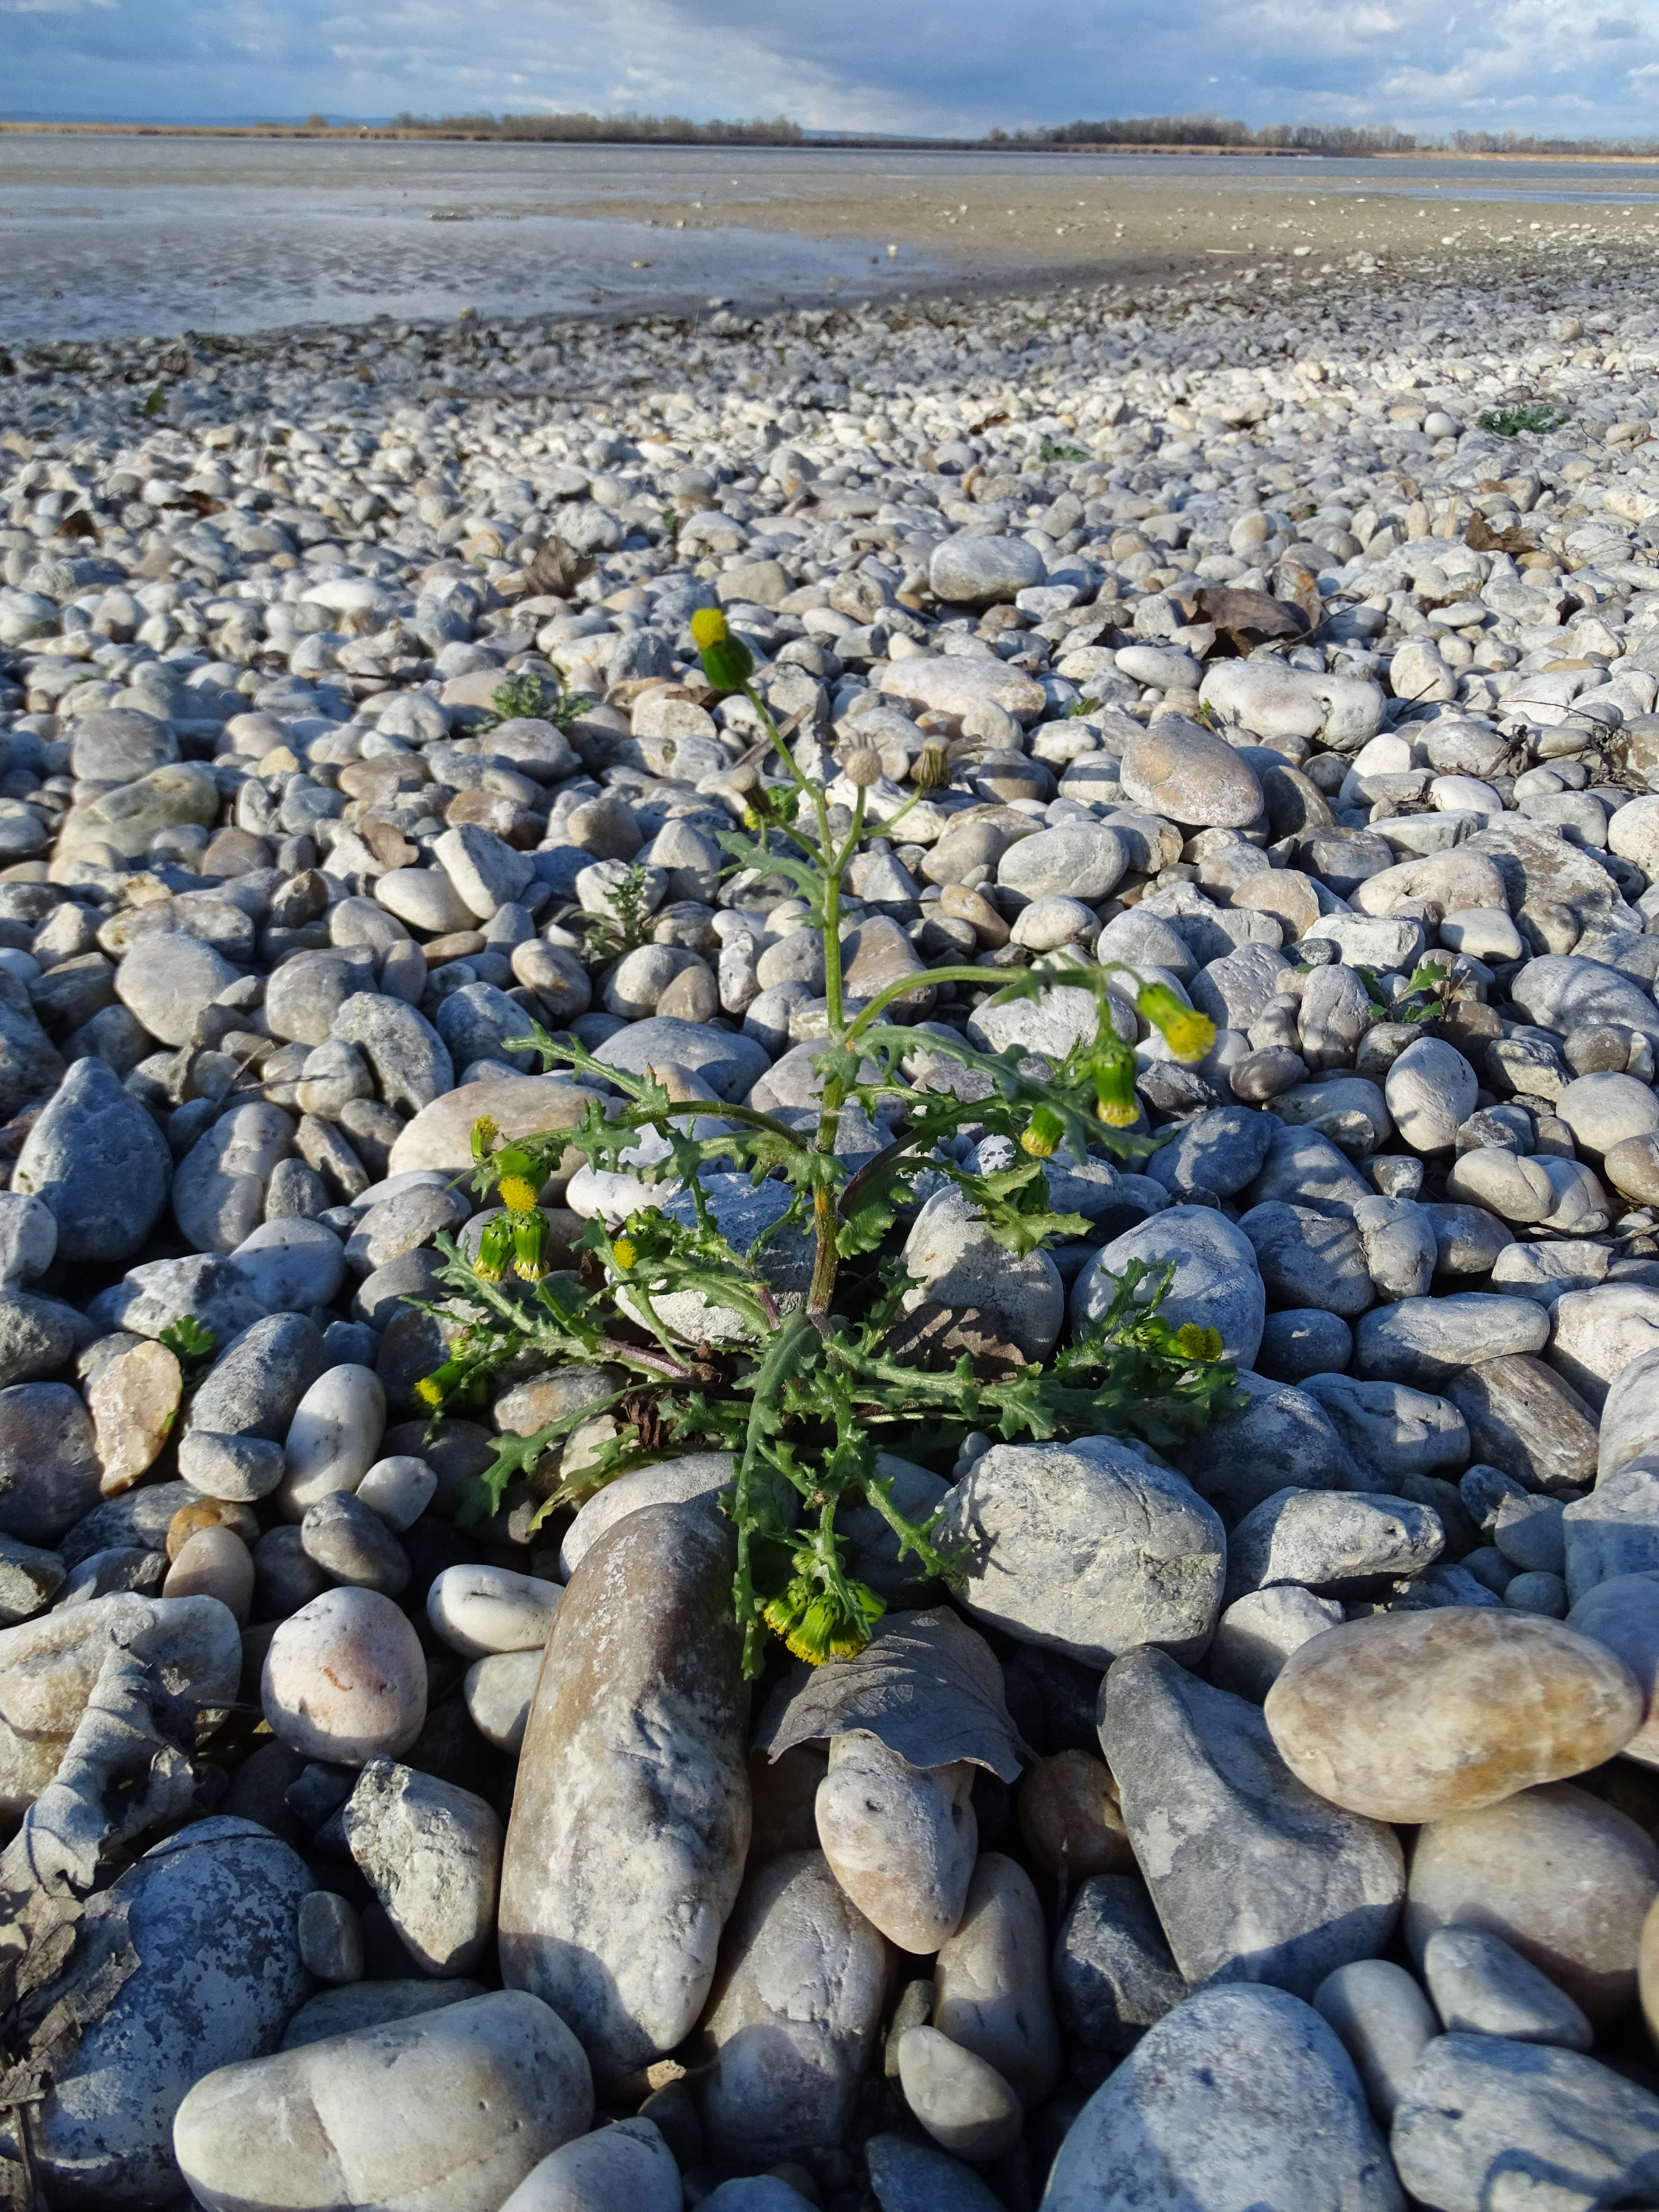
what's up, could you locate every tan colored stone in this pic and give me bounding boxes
[386,1074,607,1181]
[938,884,1010,947]
[1639,1889,1659,2043]
[815,1732,977,1955]
[1017,1749,1137,1882]
[1409,1783,1659,2027]
[1232,868,1323,941]
[166,1495,258,1560]
[87,1338,181,1497]
[840,915,936,1015]
[1264,1608,1643,1824]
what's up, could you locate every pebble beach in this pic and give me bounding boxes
[7,163,1659,2212]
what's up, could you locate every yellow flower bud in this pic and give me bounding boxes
[912,741,950,794]
[1020,1105,1065,1158]
[690,607,729,648]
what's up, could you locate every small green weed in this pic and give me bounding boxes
[1040,436,1088,463]
[159,1315,217,1385]
[488,669,589,736]
[576,858,656,958]
[1477,403,1564,438]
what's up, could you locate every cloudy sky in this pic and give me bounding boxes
[3,0,1658,142]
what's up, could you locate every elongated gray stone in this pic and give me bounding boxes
[695,1848,888,2170]
[499,1501,750,2085]
[1098,1646,1405,1999]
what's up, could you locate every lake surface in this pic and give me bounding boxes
[4,137,1657,344]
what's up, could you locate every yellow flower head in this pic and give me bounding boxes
[499,1173,539,1214]
[690,606,729,649]
[612,1236,637,1271]
[1137,982,1217,1066]
[469,1115,498,1164]
[414,1374,444,1409]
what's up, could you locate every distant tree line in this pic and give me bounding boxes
[386,110,803,143]
[986,114,1419,152]
[1447,128,1659,154]
[293,108,1659,159]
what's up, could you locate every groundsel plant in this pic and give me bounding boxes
[417,608,1238,1675]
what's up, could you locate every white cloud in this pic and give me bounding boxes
[5,0,1659,139]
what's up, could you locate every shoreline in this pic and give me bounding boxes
[3,120,1659,168]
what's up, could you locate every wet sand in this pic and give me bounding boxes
[5,134,1659,343]
[553,165,1659,299]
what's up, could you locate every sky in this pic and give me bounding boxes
[3,0,1659,143]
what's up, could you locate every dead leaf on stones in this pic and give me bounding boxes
[1193,586,1307,658]
[87,1342,181,1497]
[753,1606,1029,1781]
[1465,515,1539,556]
[524,540,596,598]
[882,1299,1027,1382]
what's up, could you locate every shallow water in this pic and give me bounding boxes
[4,136,1658,343]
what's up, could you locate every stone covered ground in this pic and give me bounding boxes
[7,256,1659,2212]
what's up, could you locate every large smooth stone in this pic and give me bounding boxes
[1405,1782,1659,2027]
[899,1185,1063,1362]
[695,1849,888,2170]
[1042,1983,1403,2212]
[1264,1608,1643,1822]
[0,1591,239,1821]
[173,1101,294,1255]
[1392,2034,1659,2212]
[387,1074,605,1179]
[9,1818,311,2209]
[936,1437,1224,1668]
[499,1501,750,2086]
[1071,1206,1265,1368]
[12,1057,171,1263]
[1121,722,1265,829]
[0,1379,102,1544]
[1313,1958,1437,2125]
[172,1990,594,2212]
[1100,1647,1404,1999]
